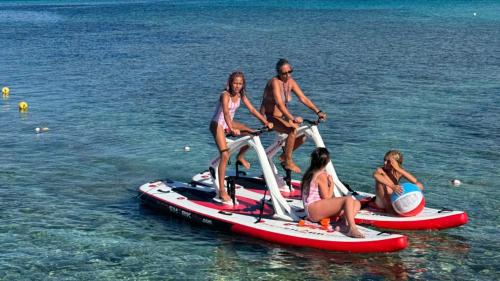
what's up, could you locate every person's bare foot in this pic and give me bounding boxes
[236,157,251,169]
[346,227,365,238]
[220,192,232,202]
[283,161,301,173]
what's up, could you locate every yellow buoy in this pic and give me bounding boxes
[2,87,9,96]
[19,101,28,111]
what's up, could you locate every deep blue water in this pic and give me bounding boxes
[1,1,499,280]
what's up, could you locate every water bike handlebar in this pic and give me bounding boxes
[302,117,322,126]
[226,126,272,138]
[250,126,273,136]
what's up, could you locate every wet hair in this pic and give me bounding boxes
[275,58,290,74]
[384,150,403,166]
[301,147,331,198]
[225,71,246,96]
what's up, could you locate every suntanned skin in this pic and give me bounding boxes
[211,76,273,202]
[373,157,424,213]
[306,171,364,238]
[260,63,326,173]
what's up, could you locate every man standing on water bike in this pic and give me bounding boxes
[260,58,327,173]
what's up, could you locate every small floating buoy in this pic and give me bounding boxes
[184,146,191,152]
[450,179,462,187]
[35,127,49,133]
[18,101,28,111]
[2,87,9,96]
[473,12,477,16]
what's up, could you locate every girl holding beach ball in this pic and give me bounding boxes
[372,150,425,215]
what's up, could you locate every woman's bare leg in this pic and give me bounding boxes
[268,116,300,173]
[279,135,306,163]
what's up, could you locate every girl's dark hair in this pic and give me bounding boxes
[275,58,289,74]
[301,147,331,198]
[225,71,246,96]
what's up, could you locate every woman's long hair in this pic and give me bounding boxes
[301,148,331,198]
[225,71,246,97]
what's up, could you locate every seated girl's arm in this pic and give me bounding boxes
[373,167,403,194]
[399,169,424,190]
[241,95,273,129]
[389,159,424,190]
[317,173,334,199]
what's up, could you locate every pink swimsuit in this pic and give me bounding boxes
[303,170,328,212]
[211,92,241,130]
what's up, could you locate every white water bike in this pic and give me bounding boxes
[139,126,408,253]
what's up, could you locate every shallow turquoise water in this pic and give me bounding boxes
[1,1,499,280]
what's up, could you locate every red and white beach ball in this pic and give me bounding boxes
[391,183,425,217]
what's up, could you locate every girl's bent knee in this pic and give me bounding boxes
[345,196,354,204]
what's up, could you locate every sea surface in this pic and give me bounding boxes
[1,1,499,280]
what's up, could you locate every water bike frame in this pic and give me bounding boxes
[209,128,299,221]
[262,119,351,197]
[208,120,352,221]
